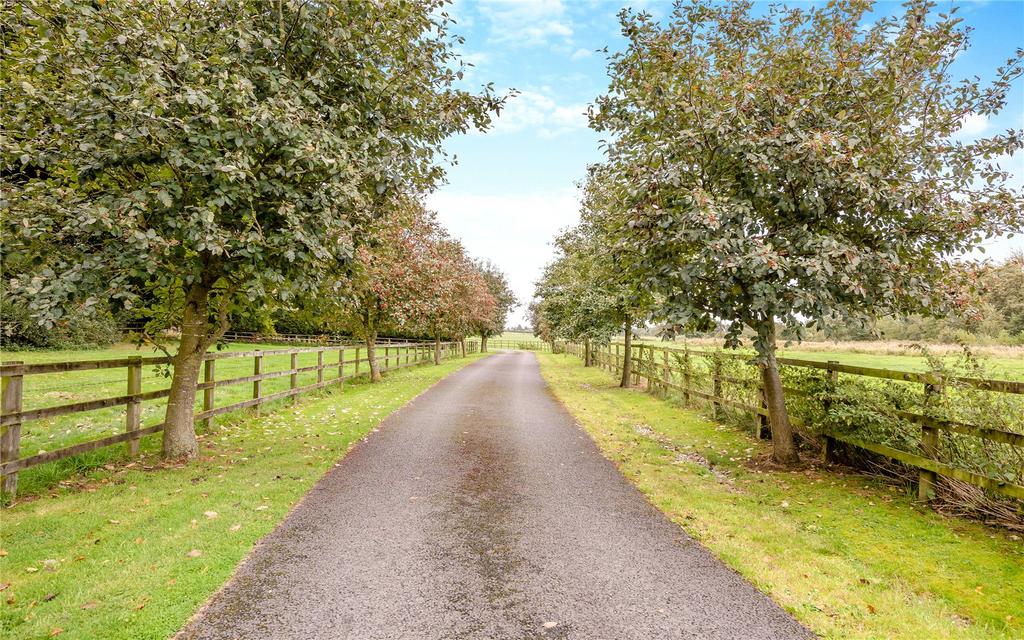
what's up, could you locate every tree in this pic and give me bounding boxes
[533,229,625,368]
[397,234,493,363]
[473,261,517,352]
[591,0,1024,463]
[982,253,1024,340]
[327,199,444,382]
[2,1,502,459]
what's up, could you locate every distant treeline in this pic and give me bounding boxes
[638,254,1024,347]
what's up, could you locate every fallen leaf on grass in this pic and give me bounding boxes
[0,549,7,557]
[50,628,63,636]
[0,583,9,592]
[43,593,57,602]
[229,524,241,532]
[80,601,99,610]
[255,505,268,511]
[203,511,218,519]
[186,549,202,558]
[867,604,877,614]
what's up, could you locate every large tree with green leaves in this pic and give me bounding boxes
[1,0,501,459]
[533,226,628,369]
[591,0,1024,463]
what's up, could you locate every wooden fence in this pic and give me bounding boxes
[477,339,558,352]
[567,341,1024,501]
[0,340,471,496]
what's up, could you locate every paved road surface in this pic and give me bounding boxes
[178,352,811,640]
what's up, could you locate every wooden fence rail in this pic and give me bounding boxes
[567,342,1024,501]
[474,339,565,352]
[1,340,472,496]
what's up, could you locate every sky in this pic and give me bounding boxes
[426,0,1024,327]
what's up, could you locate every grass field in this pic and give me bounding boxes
[537,353,1023,639]
[1,341,430,496]
[0,353,485,640]
[494,331,1024,379]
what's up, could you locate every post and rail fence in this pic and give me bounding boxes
[565,341,1024,502]
[1,339,472,497]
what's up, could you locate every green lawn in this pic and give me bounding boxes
[537,353,1024,640]
[497,331,542,341]
[0,353,485,640]
[2,341,431,496]
[627,338,1024,379]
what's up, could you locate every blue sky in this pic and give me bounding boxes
[426,0,1024,326]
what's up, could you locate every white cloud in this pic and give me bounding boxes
[453,49,490,81]
[459,51,491,67]
[426,189,582,325]
[479,0,573,46]
[570,47,593,61]
[955,113,990,139]
[488,89,589,138]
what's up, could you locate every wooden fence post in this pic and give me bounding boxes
[1,362,24,496]
[317,349,324,385]
[126,358,142,457]
[662,348,670,395]
[615,343,621,375]
[918,379,943,501]
[290,352,298,405]
[355,347,361,376]
[683,349,692,405]
[647,346,656,392]
[756,376,770,439]
[253,352,263,417]
[203,359,215,429]
[633,345,641,386]
[823,361,839,463]
[712,357,723,420]
[338,348,345,387]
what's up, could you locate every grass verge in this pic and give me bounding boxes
[0,354,486,640]
[537,353,1023,640]
[3,341,431,496]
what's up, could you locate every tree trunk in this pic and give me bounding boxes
[619,317,633,388]
[481,335,488,353]
[758,323,799,465]
[366,334,381,382]
[434,335,441,365]
[584,338,592,367]
[162,283,211,460]
[460,338,466,357]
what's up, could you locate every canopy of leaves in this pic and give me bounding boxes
[589,0,1024,356]
[1,0,503,348]
[473,260,518,339]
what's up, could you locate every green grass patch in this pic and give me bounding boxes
[0,354,485,640]
[537,353,1024,640]
[627,338,1024,379]
[2,342,428,495]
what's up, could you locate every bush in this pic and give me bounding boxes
[1,296,122,350]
